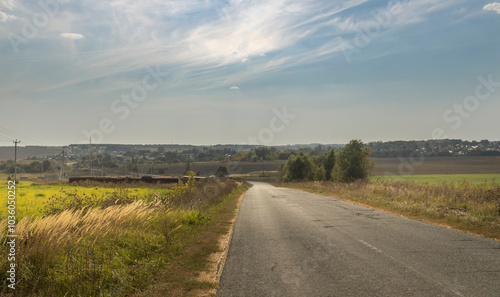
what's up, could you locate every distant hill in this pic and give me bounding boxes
[0,146,62,161]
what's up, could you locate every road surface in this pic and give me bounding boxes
[217,182,500,297]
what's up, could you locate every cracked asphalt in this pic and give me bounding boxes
[217,182,500,297]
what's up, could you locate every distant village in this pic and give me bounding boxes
[2,139,499,176]
[26,139,500,163]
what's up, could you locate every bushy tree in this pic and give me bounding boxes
[322,150,335,181]
[282,153,315,182]
[332,140,373,182]
[282,150,338,182]
[215,165,229,177]
[42,160,52,172]
[254,147,271,160]
[309,156,326,181]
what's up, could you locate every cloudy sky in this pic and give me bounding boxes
[1,0,499,146]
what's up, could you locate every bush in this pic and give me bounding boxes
[282,140,373,183]
[282,150,336,182]
[215,165,229,177]
[332,139,374,182]
[282,153,315,182]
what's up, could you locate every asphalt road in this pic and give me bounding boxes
[217,182,500,297]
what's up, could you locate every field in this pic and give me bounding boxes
[5,156,500,180]
[160,160,286,176]
[1,176,249,296]
[373,174,500,185]
[372,156,500,175]
[0,146,62,162]
[0,180,171,218]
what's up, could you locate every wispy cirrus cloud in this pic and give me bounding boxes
[1,0,499,146]
[0,0,489,98]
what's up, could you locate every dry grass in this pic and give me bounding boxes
[0,176,245,296]
[132,183,251,297]
[1,200,163,296]
[276,180,500,240]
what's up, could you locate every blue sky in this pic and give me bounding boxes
[1,0,499,146]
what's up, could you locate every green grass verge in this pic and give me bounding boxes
[132,182,251,297]
[373,174,500,185]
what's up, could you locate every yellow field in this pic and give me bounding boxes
[1,180,171,217]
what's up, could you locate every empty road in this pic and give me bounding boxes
[217,182,500,297]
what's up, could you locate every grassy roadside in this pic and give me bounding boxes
[132,182,251,297]
[1,178,251,296]
[274,180,500,241]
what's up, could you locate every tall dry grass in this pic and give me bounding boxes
[1,176,241,296]
[1,200,164,296]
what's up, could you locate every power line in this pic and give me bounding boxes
[0,127,45,146]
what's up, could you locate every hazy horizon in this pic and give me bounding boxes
[1,138,500,149]
[1,1,500,147]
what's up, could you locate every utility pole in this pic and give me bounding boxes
[59,150,65,180]
[13,140,20,183]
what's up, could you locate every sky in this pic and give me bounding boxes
[0,0,499,147]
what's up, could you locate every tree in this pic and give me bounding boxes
[332,140,373,182]
[309,156,326,181]
[322,150,335,181]
[254,147,271,160]
[282,153,315,182]
[215,165,229,177]
[278,151,291,160]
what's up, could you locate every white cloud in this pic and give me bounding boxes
[60,33,85,40]
[0,10,16,22]
[230,86,240,90]
[484,3,500,14]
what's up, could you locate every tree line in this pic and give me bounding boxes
[281,140,374,183]
[0,160,53,174]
